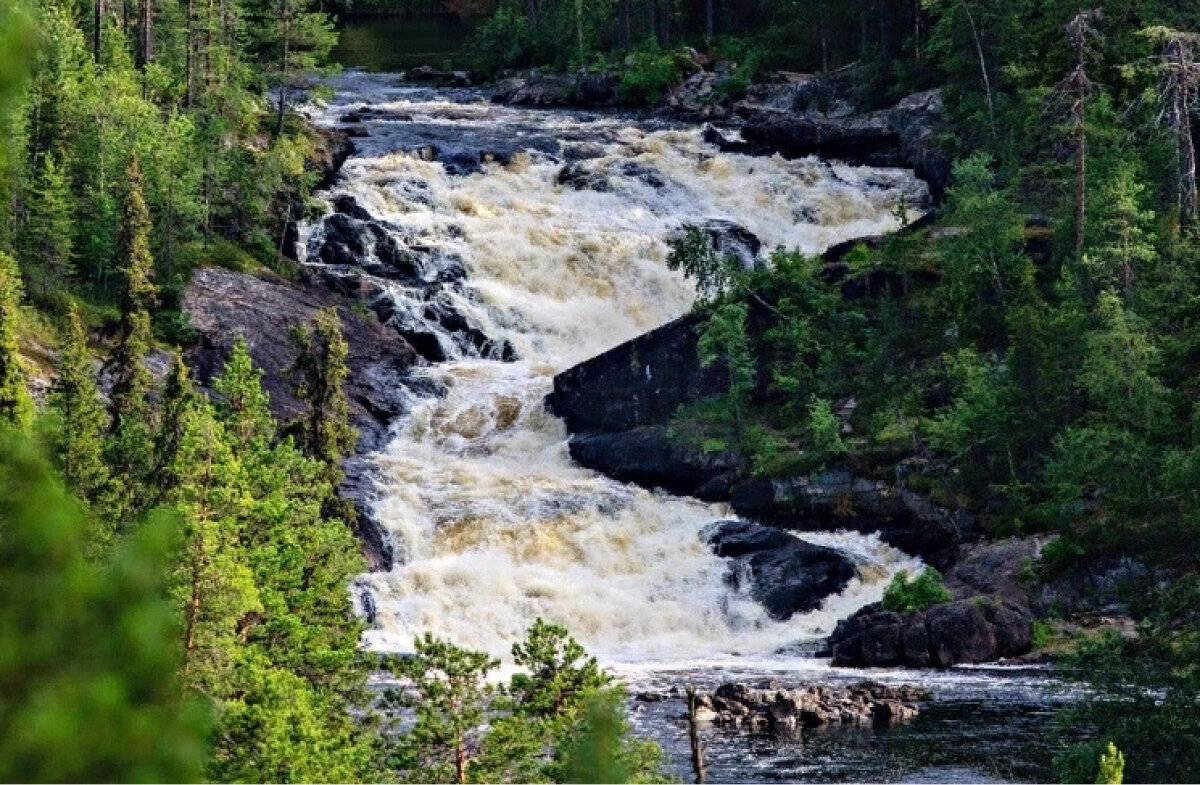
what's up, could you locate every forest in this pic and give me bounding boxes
[1,0,1200,780]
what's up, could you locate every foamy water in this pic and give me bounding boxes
[302,73,928,666]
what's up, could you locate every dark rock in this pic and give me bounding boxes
[729,472,978,561]
[183,268,421,569]
[332,194,375,221]
[702,520,856,620]
[697,218,762,269]
[829,597,1032,668]
[742,110,903,167]
[567,426,741,500]
[403,65,473,88]
[701,123,751,153]
[696,680,929,730]
[547,311,721,434]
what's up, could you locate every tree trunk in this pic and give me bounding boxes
[960,0,996,134]
[275,16,289,137]
[618,0,631,48]
[687,686,706,784]
[658,0,671,48]
[134,0,152,67]
[705,0,713,39]
[646,0,656,46]
[525,0,537,27]
[1171,39,1199,227]
[183,0,194,107]
[1074,87,1086,260]
[93,0,103,62]
[879,0,899,63]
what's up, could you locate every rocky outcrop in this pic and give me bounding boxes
[702,521,856,620]
[738,88,949,199]
[548,310,720,434]
[689,681,930,731]
[828,597,1033,668]
[730,471,978,561]
[568,426,742,500]
[491,71,619,108]
[547,307,980,558]
[183,267,421,569]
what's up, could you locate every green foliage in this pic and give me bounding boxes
[385,623,664,784]
[388,633,500,783]
[0,252,32,431]
[666,224,746,301]
[470,0,535,72]
[0,433,210,783]
[289,307,356,514]
[697,301,755,440]
[1096,742,1125,784]
[881,567,952,613]
[617,48,692,105]
[48,304,109,517]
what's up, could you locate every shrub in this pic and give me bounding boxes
[617,48,694,106]
[881,567,952,613]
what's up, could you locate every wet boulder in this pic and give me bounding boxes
[567,426,742,501]
[702,520,856,621]
[692,680,930,731]
[829,597,1033,668]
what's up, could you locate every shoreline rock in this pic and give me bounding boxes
[828,598,1033,668]
[687,680,931,731]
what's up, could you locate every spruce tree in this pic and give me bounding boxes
[289,307,356,512]
[49,304,109,509]
[105,158,159,524]
[214,335,275,449]
[155,353,199,493]
[0,433,209,782]
[21,151,74,301]
[0,251,32,432]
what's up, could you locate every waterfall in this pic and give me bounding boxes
[302,73,928,665]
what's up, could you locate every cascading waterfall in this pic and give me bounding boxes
[302,73,928,666]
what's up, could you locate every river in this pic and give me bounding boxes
[299,67,1067,782]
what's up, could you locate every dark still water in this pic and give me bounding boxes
[622,663,1070,783]
[333,16,477,71]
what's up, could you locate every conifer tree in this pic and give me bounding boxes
[155,353,199,493]
[21,152,74,301]
[214,335,275,449]
[0,251,32,432]
[289,307,355,512]
[106,158,159,524]
[166,395,260,696]
[49,304,109,509]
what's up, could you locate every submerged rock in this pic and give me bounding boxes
[693,680,930,730]
[828,597,1033,668]
[702,520,856,621]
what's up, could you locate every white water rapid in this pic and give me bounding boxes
[302,73,928,667]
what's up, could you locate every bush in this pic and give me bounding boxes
[881,567,952,613]
[617,48,694,106]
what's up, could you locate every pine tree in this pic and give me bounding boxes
[48,304,109,509]
[21,151,74,301]
[289,307,356,514]
[0,251,32,432]
[166,395,260,696]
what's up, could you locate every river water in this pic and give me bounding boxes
[300,70,1066,782]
